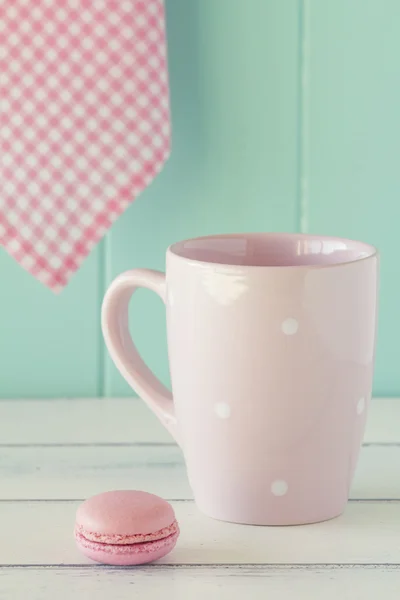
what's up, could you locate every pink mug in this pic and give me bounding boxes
[102,233,379,525]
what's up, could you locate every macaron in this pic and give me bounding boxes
[74,490,179,566]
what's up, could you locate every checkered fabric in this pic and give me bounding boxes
[0,0,170,291]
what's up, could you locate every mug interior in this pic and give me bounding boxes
[169,233,376,268]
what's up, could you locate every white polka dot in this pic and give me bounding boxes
[40,170,51,182]
[281,318,299,335]
[102,158,114,170]
[90,172,102,184]
[105,185,116,198]
[153,135,163,148]
[8,239,21,252]
[86,91,97,105]
[78,185,90,197]
[38,142,49,154]
[75,131,86,143]
[25,129,35,140]
[22,74,34,87]
[101,132,113,145]
[37,115,47,127]
[10,60,21,73]
[46,227,57,241]
[13,140,24,153]
[44,22,56,34]
[214,402,231,419]
[138,94,149,107]
[128,133,139,146]
[26,155,38,167]
[48,76,58,89]
[49,130,61,142]
[63,143,74,155]
[21,47,33,60]
[271,480,288,497]
[35,89,47,101]
[54,183,64,196]
[122,26,134,39]
[34,62,46,74]
[7,7,18,19]
[56,8,68,20]
[142,147,154,161]
[2,127,12,140]
[9,33,20,46]
[56,213,67,225]
[87,119,98,131]
[116,173,129,186]
[32,212,43,225]
[96,52,108,65]
[357,397,365,415]
[49,256,62,269]
[59,63,71,76]
[60,240,73,254]
[77,157,88,170]
[58,36,69,49]
[65,170,76,183]
[28,182,40,195]
[94,24,105,36]
[10,87,22,99]
[82,37,94,50]
[111,93,123,106]
[81,9,92,22]
[60,90,72,102]
[109,37,121,50]
[61,117,73,129]
[84,64,96,78]
[113,120,125,132]
[15,168,26,181]
[23,101,35,114]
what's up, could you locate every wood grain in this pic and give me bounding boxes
[0,397,395,444]
[0,444,398,500]
[1,398,399,598]
[1,501,400,566]
[1,566,399,600]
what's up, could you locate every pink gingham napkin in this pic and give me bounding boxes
[0,0,170,291]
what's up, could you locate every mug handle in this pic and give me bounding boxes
[101,270,179,446]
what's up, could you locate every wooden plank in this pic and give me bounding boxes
[0,445,189,500]
[0,443,399,501]
[1,501,400,566]
[0,566,399,600]
[0,398,172,445]
[0,397,396,445]
[306,0,400,394]
[0,250,101,399]
[106,0,301,396]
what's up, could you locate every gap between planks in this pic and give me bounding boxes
[1,501,400,566]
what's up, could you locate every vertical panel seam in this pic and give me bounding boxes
[298,0,310,233]
[97,236,111,397]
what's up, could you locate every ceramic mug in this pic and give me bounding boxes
[102,233,379,525]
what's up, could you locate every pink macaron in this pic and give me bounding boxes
[75,490,179,566]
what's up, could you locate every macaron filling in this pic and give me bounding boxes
[75,519,179,545]
[75,522,179,556]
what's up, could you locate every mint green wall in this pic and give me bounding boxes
[0,0,397,397]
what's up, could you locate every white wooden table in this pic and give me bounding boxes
[1,398,400,599]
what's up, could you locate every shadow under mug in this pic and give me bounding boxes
[102,232,379,526]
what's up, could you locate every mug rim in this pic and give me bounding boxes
[167,232,378,270]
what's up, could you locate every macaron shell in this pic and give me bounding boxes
[75,529,179,566]
[76,490,175,536]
